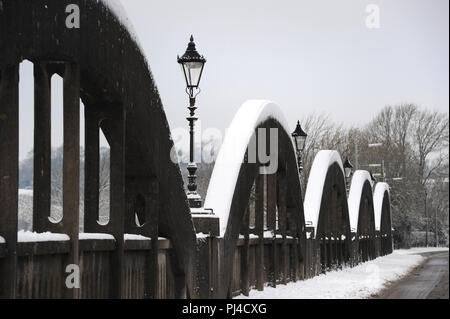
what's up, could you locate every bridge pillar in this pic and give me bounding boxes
[62,62,81,298]
[33,62,51,233]
[189,206,220,298]
[195,234,220,299]
[84,106,100,233]
[123,177,160,299]
[0,64,19,299]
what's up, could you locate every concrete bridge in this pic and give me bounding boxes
[0,0,392,299]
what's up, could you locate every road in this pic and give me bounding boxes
[379,251,449,299]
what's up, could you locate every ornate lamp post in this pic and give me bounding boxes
[178,35,206,208]
[343,156,354,194]
[291,121,307,175]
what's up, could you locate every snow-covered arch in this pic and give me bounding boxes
[373,182,393,255]
[374,182,390,231]
[205,100,296,235]
[304,151,344,232]
[348,170,372,232]
[303,151,352,270]
[348,170,376,262]
[204,100,306,297]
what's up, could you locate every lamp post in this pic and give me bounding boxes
[178,35,206,208]
[291,121,307,175]
[343,156,353,194]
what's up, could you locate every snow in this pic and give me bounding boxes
[187,193,201,200]
[238,233,293,239]
[124,234,167,241]
[18,189,33,196]
[263,231,283,238]
[348,170,372,233]
[238,234,260,239]
[17,230,70,242]
[191,208,215,215]
[303,150,344,235]
[204,100,294,237]
[373,182,390,231]
[124,233,151,241]
[394,247,449,254]
[79,233,115,240]
[2,232,168,242]
[235,248,448,299]
[100,0,141,49]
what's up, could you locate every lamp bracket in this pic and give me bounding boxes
[185,87,201,99]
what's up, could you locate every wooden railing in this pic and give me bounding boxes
[0,236,174,299]
[231,236,303,297]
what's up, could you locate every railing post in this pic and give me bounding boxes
[33,62,51,233]
[108,107,126,299]
[62,62,80,298]
[337,237,341,267]
[327,237,332,269]
[240,204,250,296]
[322,237,328,272]
[255,173,264,291]
[267,173,277,287]
[0,65,19,299]
[146,179,159,299]
[84,106,100,233]
[277,170,288,284]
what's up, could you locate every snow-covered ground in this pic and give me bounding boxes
[235,247,449,299]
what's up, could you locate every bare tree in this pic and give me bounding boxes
[363,104,449,247]
[300,113,347,192]
[413,109,449,185]
[50,147,64,221]
[98,147,110,223]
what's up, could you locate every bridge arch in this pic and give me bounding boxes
[0,0,196,298]
[303,150,352,272]
[374,182,393,256]
[204,100,306,298]
[348,170,376,263]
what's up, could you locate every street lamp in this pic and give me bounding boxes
[343,156,353,194]
[291,121,307,174]
[178,35,206,208]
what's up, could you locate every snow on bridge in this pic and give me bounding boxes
[0,0,394,299]
[204,100,294,237]
[303,150,344,236]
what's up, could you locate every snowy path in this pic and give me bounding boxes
[235,248,449,299]
[378,250,449,299]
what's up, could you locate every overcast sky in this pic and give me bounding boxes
[18,0,449,160]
